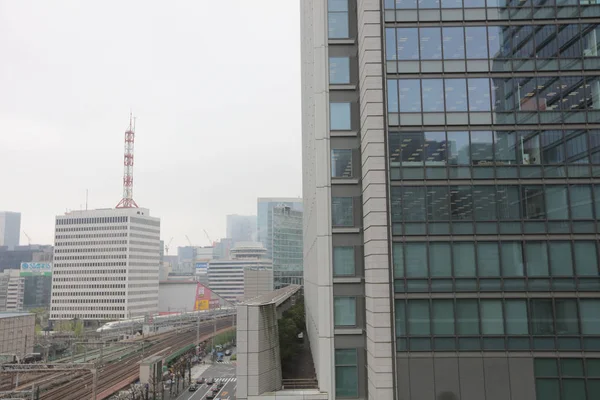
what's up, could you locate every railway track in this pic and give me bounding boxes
[38,317,234,400]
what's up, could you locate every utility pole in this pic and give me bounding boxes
[196,314,200,345]
[91,366,98,400]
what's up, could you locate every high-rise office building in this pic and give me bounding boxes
[50,208,160,321]
[302,1,600,399]
[0,212,21,249]
[271,205,303,288]
[226,214,257,244]
[257,197,303,259]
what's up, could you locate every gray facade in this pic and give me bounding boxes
[301,1,600,400]
[227,214,257,244]
[0,212,21,249]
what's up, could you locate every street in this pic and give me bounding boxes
[174,359,237,400]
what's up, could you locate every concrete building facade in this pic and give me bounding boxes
[0,312,35,357]
[0,270,24,311]
[243,267,274,300]
[50,208,161,321]
[302,1,600,399]
[0,212,21,249]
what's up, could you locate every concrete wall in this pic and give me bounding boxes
[244,269,273,300]
[237,303,282,399]
[301,0,335,397]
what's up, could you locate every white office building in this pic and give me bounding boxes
[50,208,161,321]
[0,212,21,248]
[208,242,272,303]
[0,270,24,311]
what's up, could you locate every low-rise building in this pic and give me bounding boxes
[0,270,24,311]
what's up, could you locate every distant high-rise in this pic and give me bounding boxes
[50,208,160,321]
[271,205,303,289]
[226,214,257,245]
[256,198,302,259]
[0,212,21,249]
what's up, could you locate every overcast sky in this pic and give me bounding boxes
[0,1,302,249]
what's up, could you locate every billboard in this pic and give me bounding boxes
[20,263,52,277]
[195,262,208,275]
[194,283,220,311]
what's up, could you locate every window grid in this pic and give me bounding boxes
[395,298,600,352]
[534,358,600,400]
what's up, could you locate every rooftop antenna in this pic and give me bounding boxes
[115,113,139,208]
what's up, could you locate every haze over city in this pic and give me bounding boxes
[0,0,302,248]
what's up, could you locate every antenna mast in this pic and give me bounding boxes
[115,113,139,208]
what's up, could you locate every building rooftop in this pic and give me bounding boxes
[0,312,33,319]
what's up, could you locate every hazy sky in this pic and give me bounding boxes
[0,1,302,250]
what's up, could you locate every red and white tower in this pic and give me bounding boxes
[115,114,139,208]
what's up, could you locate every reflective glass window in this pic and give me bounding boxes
[427,186,450,220]
[447,131,470,165]
[525,242,549,277]
[450,186,473,220]
[505,300,528,334]
[555,299,579,335]
[332,197,353,227]
[561,77,585,112]
[513,25,535,59]
[442,0,462,7]
[494,131,517,164]
[400,133,425,166]
[536,380,560,400]
[464,0,484,6]
[456,300,479,335]
[559,24,580,58]
[487,26,506,59]
[566,132,588,160]
[584,76,600,110]
[522,186,545,219]
[328,0,349,39]
[408,300,430,335]
[473,186,497,220]
[582,25,600,58]
[492,78,515,113]
[445,79,468,112]
[497,186,520,220]
[536,25,558,59]
[574,242,598,276]
[387,80,399,113]
[335,349,358,398]
[329,57,350,84]
[430,243,451,277]
[331,149,353,178]
[442,27,465,59]
[545,186,568,220]
[478,243,500,277]
[334,297,356,326]
[549,242,573,276]
[580,299,600,334]
[397,28,419,60]
[402,186,426,220]
[396,0,418,8]
[541,130,565,164]
[395,300,406,335]
[481,300,504,334]
[471,131,493,164]
[386,28,397,60]
[330,102,351,130]
[501,242,525,276]
[465,27,488,59]
[399,79,421,112]
[453,242,476,277]
[420,28,442,60]
[520,132,542,165]
[530,299,554,335]
[393,243,404,277]
[468,79,491,112]
[333,247,355,276]
[424,131,447,164]
[432,300,454,335]
[569,186,594,219]
[406,243,427,278]
[422,79,444,112]
[420,0,441,9]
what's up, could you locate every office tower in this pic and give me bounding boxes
[208,242,272,303]
[301,1,600,399]
[226,214,257,244]
[271,205,303,288]
[0,212,21,248]
[50,208,160,321]
[257,197,303,259]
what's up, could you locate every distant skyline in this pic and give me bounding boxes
[0,0,302,249]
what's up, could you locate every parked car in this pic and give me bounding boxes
[189,384,198,392]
